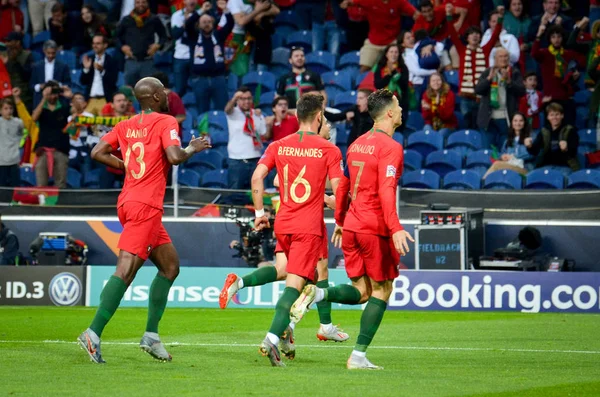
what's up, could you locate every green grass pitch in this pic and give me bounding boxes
[1,307,599,396]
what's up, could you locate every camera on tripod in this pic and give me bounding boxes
[226,207,275,267]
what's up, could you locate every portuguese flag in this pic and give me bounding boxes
[12,187,59,206]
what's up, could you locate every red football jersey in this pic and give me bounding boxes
[260,131,344,236]
[102,111,181,211]
[335,129,404,237]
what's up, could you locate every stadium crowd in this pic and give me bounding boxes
[0,0,599,190]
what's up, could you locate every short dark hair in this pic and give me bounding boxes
[547,25,565,40]
[272,96,288,108]
[152,72,170,89]
[367,89,395,120]
[237,86,251,95]
[546,102,564,114]
[524,71,537,80]
[414,29,429,43]
[0,98,14,108]
[488,9,500,21]
[289,47,304,58]
[72,92,87,101]
[296,93,324,123]
[465,26,482,37]
[92,34,107,44]
[51,2,64,13]
[113,92,127,101]
[419,0,433,9]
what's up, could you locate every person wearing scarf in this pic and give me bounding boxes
[421,72,458,137]
[373,44,409,131]
[532,24,585,125]
[518,72,551,130]
[224,86,267,189]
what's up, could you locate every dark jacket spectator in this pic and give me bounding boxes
[76,5,110,50]
[588,56,600,125]
[80,35,119,107]
[48,3,71,49]
[4,32,33,111]
[30,40,71,108]
[276,48,325,109]
[0,222,19,265]
[527,0,573,48]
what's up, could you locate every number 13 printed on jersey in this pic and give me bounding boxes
[124,142,146,179]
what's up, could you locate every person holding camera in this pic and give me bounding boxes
[31,80,73,188]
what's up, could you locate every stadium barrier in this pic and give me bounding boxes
[0,266,86,306]
[85,267,600,313]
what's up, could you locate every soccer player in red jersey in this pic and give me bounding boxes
[77,77,210,364]
[291,89,414,370]
[250,93,344,367]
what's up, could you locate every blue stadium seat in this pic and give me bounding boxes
[354,71,369,88]
[578,146,590,169]
[425,150,463,177]
[67,168,82,188]
[178,168,201,187]
[574,90,592,106]
[392,132,404,145]
[336,128,349,146]
[259,91,277,114]
[116,71,125,88]
[575,106,589,130]
[209,129,229,147]
[444,70,459,90]
[305,51,336,74]
[339,51,359,74]
[333,90,356,111]
[32,51,44,63]
[31,31,50,50]
[321,70,353,91]
[274,10,300,31]
[443,169,481,190]
[201,169,228,188]
[271,32,287,49]
[446,129,483,156]
[272,47,291,66]
[205,110,228,132]
[241,71,276,93]
[182,92,196,108]
[465,149,492,176]
[406,130,444,158]
[83,168,102,188]
[567,169,600,189]
[403,149,422,171]
[454,111,465,129]
[406,111,425,132]
[525,169,565,190]
[186,149,225,171]
[286,30,312,53]
[578,129,596,151]
[23,33,31,49]
[483,169,523,190]
[181,111,195,143]
[401,169,440,189]
[20,166,36,186]
[57,50,76,70]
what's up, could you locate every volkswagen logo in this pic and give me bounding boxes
[49,272,82,306]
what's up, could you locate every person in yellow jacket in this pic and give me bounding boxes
[12,87,38,164]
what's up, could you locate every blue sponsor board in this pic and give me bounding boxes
[87,267,600,313]
[390,271,600,313]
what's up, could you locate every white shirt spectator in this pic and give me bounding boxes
[403,41,446,86]
[87,53,106,98]
[481,29,520,67]
[226,107,266,160]
[227,0,254,35]
[171,8,204,60]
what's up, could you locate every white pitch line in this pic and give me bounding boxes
[0,340,598,355]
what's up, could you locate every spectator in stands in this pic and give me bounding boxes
[101,86,137,115]
[152,72,186,127]
[355,0,418,73]
[80,34,119,116]
[77,5,110,51]
[116,0,167,86]
[503,0,531,69]
[265,96,298,141]
[66,92,95,176]
[446,3,505,130]
[276,47,325,110]
[482,9,520,67]
[475,48,525,148]
[421,72,457,137]
[0,0,24,40]
[588,55,600,132]
[324,88,373,146]
[0,218,19,265]
[29,0,56,36]
[4,32,33,111]
[186,8,234,115]
[519,72,551,130]
[0,98,23,187]
[245,1,279,72]
[532,24,585,126]
[98,91,133,188]
[224,86,266,189]
[527,0,573,48]
[567,18,595,85]
[311,1,340,56]
[171,0,211,96]
[338,0,368,51]
[227,0,277,77]
[31,40,71,108]
[373,44,409,128]
[31,80,72,188]
[484,112,534,177]
[444,0,476,36]
[11,87,38,164]
[412,0,455,42]
[525,102,580,174]
[49,3,70,50]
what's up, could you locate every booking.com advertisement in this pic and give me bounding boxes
[86,267,600,313]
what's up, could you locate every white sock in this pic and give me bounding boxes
[144,331,160,340]
[266,332,280,345]
[352,350,366,358]
[237,277,244,289]
[320,323,334,333]
[288,322,296,331]
[314,287,325,303]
